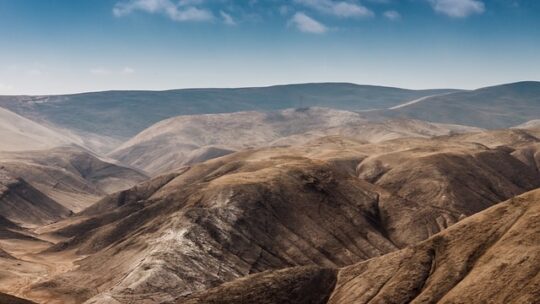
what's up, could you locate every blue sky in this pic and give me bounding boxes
[0,0,539,94]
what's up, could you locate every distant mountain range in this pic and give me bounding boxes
[1,82,539,149]
[383,81,540,129]
[0,83,457,140]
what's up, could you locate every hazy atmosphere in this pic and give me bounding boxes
[1,0,539,94]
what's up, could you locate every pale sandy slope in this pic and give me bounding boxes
[0,106,120,154]
[110,107,482,175]
[514,119,540,130]
[0,107,75,151]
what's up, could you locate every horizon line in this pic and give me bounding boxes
[1,80,539,97]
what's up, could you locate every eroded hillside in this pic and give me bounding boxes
[6,128,538,304]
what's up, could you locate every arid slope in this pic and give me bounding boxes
[24,129,540,303]
[0,107,73,152]
[179,187,540,304]
[0,169,71,227]
[110,108,481,175]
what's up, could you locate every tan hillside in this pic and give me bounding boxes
[21,129,540,303]
[110,108,481,175]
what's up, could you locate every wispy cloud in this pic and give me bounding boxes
[428,0,485,18]
[289,12,327,34]
[220,11,236,25]
[384,10,401,21]
[113,0,213,22]
[294,0,374,18]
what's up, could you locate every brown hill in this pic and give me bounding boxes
[178,187,540,304]
[0,146,148,212]
[0,214,39,242]
[0,169,71,227]
[25,130,540,303]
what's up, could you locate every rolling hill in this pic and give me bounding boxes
[0,106,120,154]
[0,147,148,212]
[0,83,457,141]
[0,107,74,152]
[110,107,481,175]
[385,81,540,129]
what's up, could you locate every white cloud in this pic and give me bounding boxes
[113,0,213,22]
[428,0,485,18]
[220,11,236,25]
[294,0,374,18]
[289,12,328,34]
[384,10,400,20]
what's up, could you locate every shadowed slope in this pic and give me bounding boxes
[327,188,540,304]
[179,267,337,304]
[0,146,148,212]
[177,188,540,304]
[0,292,37,304]
[0,169,71,227]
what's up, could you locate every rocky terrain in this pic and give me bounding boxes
[0,83,539,303]
[0,127,533,303]
[180,188,540,304]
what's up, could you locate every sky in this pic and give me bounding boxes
[0,0,539,95]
